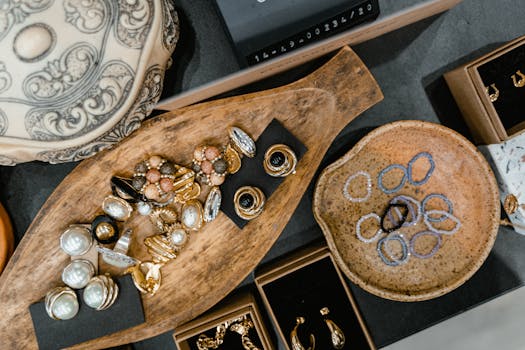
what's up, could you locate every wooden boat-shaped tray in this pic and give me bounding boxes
[0,47,383,349]
[313,121,500,302]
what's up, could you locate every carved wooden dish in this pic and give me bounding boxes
[0,47,383,349]
[313,120,500,302]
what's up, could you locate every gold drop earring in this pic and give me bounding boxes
[290,317,315,350]
[485,84,499,102]
[511,70,525,88]
[320,307,345,349]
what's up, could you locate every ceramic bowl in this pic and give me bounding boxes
[313,120,500,301]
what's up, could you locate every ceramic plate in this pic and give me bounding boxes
[313,120,500,301]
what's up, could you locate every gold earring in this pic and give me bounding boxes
[320,307,345,349]
[290,317,315,350]
[511,70,525,88]
[485,84,499,102]
[263,144,297,177]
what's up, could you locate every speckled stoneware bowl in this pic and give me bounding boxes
[313,120,500,302]
[0,0,179,165]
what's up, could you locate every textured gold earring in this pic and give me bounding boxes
[485,84,499,102]
[320,307,345,349]
[511,70,525,88]
[290,317,315,350]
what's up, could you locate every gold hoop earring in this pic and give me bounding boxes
[512,70,525,88]
[263,144,297,177]
[320,307,345,349]
[290,317,315,350]
[485,83,499,102]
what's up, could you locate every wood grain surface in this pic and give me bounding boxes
[0,46,383,349]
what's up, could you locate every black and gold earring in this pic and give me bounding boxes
[320,307,345,349]
[290,317,315,350]
[234,186,266,220]
[511,70,525,88]
[485,84,499,102]
[263,144,297,177]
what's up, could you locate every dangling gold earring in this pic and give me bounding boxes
[485,84,499,102]
[511,70,525,88]
[290,317,315,350]
[320,307,345,349]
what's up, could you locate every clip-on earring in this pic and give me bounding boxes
[263,144,297,177]
[511,70,525,88]
[234,186,266,220]
[485,84,499,102]
[290,317,315,350]
[320,307,345,349]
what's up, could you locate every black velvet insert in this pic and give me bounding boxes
[221,119,307,228]
[262,257,372,350]
[29,275,144,350]
[477,41,525,133]
[184,314,263,350]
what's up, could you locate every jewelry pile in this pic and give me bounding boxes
[196,315,261,350]
[43,124,302,321]
[344,152,462,267]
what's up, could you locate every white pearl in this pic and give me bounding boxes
[60,226,93,256]
[102,196,132,221]
[169,229,187,246]
[14,24,54,61]
[137,201,152,216]
[182,205,198,228]
[83,280,105,309]
[62,260,94,289]
[52,293,79,320]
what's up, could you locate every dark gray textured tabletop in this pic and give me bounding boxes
[2,0,525,349]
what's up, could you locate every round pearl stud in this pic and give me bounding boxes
[62,259,95,289]
[60,225,93,256]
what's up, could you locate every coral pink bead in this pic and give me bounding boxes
[201,160,213,174]
[210,173,225,185]
[160,178,174,192]
[194,146,206,161]
[149,155,163,168]
[146,169,161,183]
[205,146,220,160]
[144,184,159,200]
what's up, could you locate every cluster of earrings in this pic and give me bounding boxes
[233,143,298,221]
[485,69,525,103]
[46,223,124,321]
[290,307,345,350]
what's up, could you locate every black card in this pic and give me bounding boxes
[221,119,307,228]
[30,275,144,350]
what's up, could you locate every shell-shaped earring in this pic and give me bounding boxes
[485,83,499,102]
[511,70,525,88]
[320,307,345,349]
[290,317,315,350]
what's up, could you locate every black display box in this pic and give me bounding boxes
[445,35,525,144]
[255,243,375,350]
[173,292,273,350]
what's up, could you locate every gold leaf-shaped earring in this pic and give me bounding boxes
[485,83,499,102]
[320,307,345,349]
[511,70,525,88]
[290,317,315,350]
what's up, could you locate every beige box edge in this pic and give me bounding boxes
[157,0,462,111]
